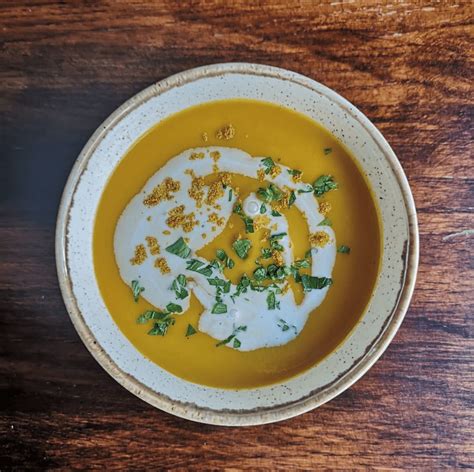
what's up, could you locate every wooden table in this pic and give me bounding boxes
[1,1,472,469]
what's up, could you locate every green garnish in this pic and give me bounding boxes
[186,259,213,277]
[253,266,267,281]
[324,147,333,155]
[266,264,291,281]
[269,233,287,252]
[261,157,276,174]
[131,280,144,302]
[261,248,273,259]
[297,186,314,194]
[171,274,188,300]
[305,249,313,259]
[207,277,231,293]
[233,203,254,233]
[292,259,311,269]
[288,190,296,207]
[260,203,267,214]
[165,302,182,313]
[300,275,333,292]
[271,210,282,217]
[232,239,251,259]
[147,316,175,336]
[233,338,241,348]
[185,324,197,337]
[228,188,233,201]
[287,169,302,177]
[232,274,250,299]
[136,310,164,324]
[257,183,283,203]
[313,175,338,197]
[277,319,297,334]
[216,249,235,269]
[266,291,280,310]
[337,245,351,254]
[216,325,247,347]
[318,217,332,226]
[165,237,191,259]
[211,302,228,314]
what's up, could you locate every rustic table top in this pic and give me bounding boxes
[1,1,473,469]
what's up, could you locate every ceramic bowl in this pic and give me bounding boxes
[56,63,418,426]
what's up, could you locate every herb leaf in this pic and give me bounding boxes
[257,183,283,203]
[232,239,251,259]
[233,338,241,348]
[261,157,276,174]
[313,175,338,197]
[186,259,213,277]
[186,324,197,336]
[300,275,333,292]
[271,209,282,217]
[318,217,332,226]
[266,291,280,310]
[171,274,188,300]
[211,302,228,314]
[147,316,175,336]
[165,237,191,259]
[324,147,333,155]
[131,280,144,302]
[287,169,302,177]
[337,245,351,254]
[216,325,247,347]
[136,310,167,324]
[277,318,297,334]
[166,302,182,313]
[233,203,254,233]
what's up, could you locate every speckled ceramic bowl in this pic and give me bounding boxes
[56,63,418,426]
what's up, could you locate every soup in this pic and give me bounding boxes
[93,99,381,389]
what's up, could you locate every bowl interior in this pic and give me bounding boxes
[57,63,417,425]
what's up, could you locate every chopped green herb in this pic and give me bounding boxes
[318,217,332,226]
[277,319,297,334]
[269,232,287,252]
[261,248,273,259]
[271,209,282,217]
[216,325,247,347]
[305,249,313,259]
[136,310,167,324]
[233,338,241,348]
[324,147,333,155]
[171,274,188,300]
[228,188,233,201]
[261,157,276,174]
[215,249,235,269]
[207,276,227,287]
[233,274,250,298]
[313,175,338,197]
[166,302,182,313]
[232,238,251,259]
[253,266,267,281]
[266,264,291,281]
[287,169,302,177]
[147,316,175,336]
[185,324,197,337]
[211,302,228,314]
[292,259,311,269]
[233,203,254,233]
[288,190,296,207]
[131,280,144,302]
[165,237,191,259]
[186,259,213,277]
[257,183,283,203]
[266,291,280,310]
[260,203,267,214]
[300,275,333,292]
[337,245,351,254]
[297,186,314,194]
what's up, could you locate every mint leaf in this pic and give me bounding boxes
[313,175,338,197]
[185,324,197,336]
[165,237,191,259]
[232,239,251,259]
[131,280,144,302]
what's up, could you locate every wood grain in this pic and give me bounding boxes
[1,1,473,469]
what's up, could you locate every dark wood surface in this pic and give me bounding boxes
[1,1,473,469]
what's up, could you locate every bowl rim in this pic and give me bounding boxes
[56,62,419,426]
